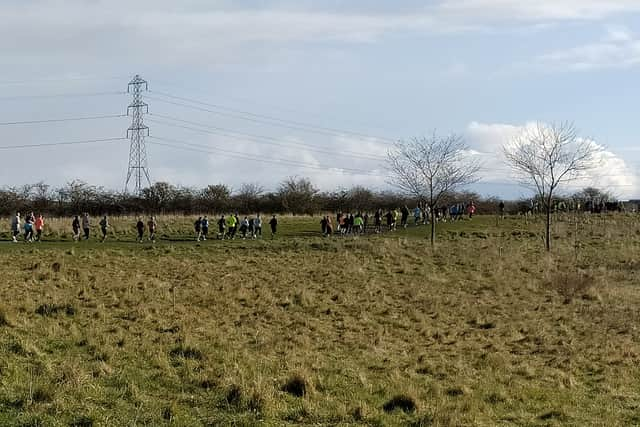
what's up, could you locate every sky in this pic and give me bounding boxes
[1,0,639,199]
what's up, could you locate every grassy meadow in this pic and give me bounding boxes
[0,214,639,426]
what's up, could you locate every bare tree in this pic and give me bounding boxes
[236,183,264,213]
[503,122,601,251]
[387,133,481,245]
[278,177,318,215]
[201,184,231,213]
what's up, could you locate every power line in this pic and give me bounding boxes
[0,75,129,86]
[147,92,397,143]
[0,91,126,101]
[0,113,126,127]
[150,77,393,134]
[147,136,381,176]
[0,137,126,150]
[147,114,386,162]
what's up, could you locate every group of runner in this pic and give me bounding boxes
[10,212,44,242]
[193,214,278,241]
[8,202,478,242]
[70,213,111,242]
[7,212,276,243]
[322,202,477,236]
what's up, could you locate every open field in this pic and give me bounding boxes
[1,214,639,426]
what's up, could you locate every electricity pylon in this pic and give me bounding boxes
[125,74,151,194]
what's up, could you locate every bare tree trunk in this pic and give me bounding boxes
[545,205,551,251]
[430,206,436,246]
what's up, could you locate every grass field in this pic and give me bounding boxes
[0,214,639,426]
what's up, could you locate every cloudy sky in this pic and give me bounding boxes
[1,0,639,198]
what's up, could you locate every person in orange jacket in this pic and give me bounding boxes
[35,215,45,242]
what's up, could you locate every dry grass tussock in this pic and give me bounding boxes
[0,214,639,425]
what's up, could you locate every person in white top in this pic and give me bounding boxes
[11,213,20,243]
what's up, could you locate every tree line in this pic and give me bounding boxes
[0,178,510,217]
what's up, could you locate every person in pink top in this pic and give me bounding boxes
[35,215,45,242]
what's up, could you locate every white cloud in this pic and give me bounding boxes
[465,121,638,198]
[436,0,640,22]
[150,134,390,192]
[2,1,639,70]
[533,26,640,71]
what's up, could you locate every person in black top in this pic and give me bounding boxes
[248,217,255,238]
[136,217,145,242]
[201,216,209,241]
[99,216,109,242]
[194,217,202,241]
[386,211,393,231]
[401,205,409,228]
[217,215,226,239]
[72,215,81,241]
[269,215,278,239]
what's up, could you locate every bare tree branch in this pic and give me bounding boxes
[503,121,602,250]
[387,133,482,244]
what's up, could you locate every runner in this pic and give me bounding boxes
[201,216,209,241]
[225,214,237,239]
[248,217,255,239]
[148,216,157,242]
[374,209,382,233]
[217,215,226,239]
[136,217,145,242]
[240,216,249,239]
[10,213,20,243]
[99,215,109,242]
[254,214,262,238]
[393,208,399,230]
[325,216,333,236]
[35,214,44,241]
[385,210,393,231]
[194,217,203,241]
[82,213,90,240]
[353,213,364,234]
[72,215,81,241]
[24,213,34,242]
[468,201,477,219]
[269,215,278,239]
[401,205,410,228]
[414,206,421,226]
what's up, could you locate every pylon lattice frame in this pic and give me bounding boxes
[125,74,151,194]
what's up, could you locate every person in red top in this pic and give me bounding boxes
[35,215,44,242]
[468,201,477,219]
